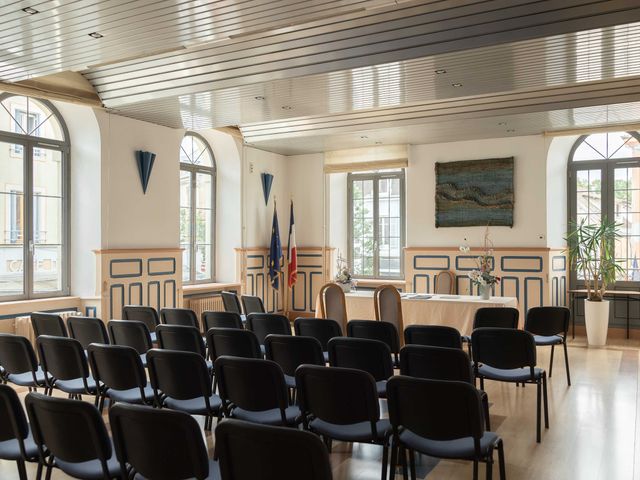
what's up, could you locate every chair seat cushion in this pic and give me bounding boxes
[533,335,564,346]
[7,367,50,388]
[284,374,296,389]
[134,459,220,480]
[478,364,543,382]
[399,429,500,459]
[0,431,39,461]
[55,376,98,394]
[310,418,391,443]
[376,380,387,398]
[56,453,121,480]
[232,405,301,426]
[106,385,154,404]
[164,394,222,415]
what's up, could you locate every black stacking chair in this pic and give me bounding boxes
[400,345,491,430]
[221,291,243,315]
[463,307,520,353]
[328,337,394,397]
[146,349,222,430]
[294,317,343,362]
[0,334,51,393]
[110,403,218,480]
[246,313,291,347]
[25,393,121,479]
[296,365,391,480]
[0,384,42,480]
[472,327,549,442]
[347,319,401,367]
[36,336,98,401]
[67,316,109,349]
[241,295,266,315]
[264,335,324,396]
[404,325,463,349]
[122,305,160,342]
[525,306,571,386]
[87,344,154,411]
[216,419,332,480]
[108,320,153,366]
[30,312,68,338]
[203,311,244,331]
[160,308,200,329]
[156,324,207,358]
[387,376,505,480]
[206,328,262,361]
[215,356,300,426]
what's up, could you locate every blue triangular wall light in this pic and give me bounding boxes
[261,172,274,205]
[135,150,156,194]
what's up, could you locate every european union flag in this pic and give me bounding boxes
[268,203,282,290]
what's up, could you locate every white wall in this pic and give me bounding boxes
[407,135,549,247]
[328,172,348,259]
[546,135,577,248]
[288,154,325,246]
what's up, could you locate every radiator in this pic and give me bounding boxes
[185,295,225,323]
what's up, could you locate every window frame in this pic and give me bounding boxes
[0,93,70,301]
[347,169,406,280]
[179,132,216,285]
[568,130,640,288]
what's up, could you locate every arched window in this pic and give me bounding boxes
[180,133,216,284]
[569,131,640,282]
[0,94,70,299]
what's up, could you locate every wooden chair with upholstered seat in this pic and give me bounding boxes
[373,284,404,346]
[318,283,348,334]
[434,270,456,294]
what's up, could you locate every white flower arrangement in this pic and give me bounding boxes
[459,229,500,287]
[334,253,354,286]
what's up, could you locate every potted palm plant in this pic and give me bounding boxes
[566,217,622,346]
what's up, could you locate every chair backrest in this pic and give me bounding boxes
[241,295,266,315]
[246,313,291,345]
[146,349,211,401]
[160,308,200,329]
[473,307,519,329]
[471,327,537,372]
[525,306,570,337]
[110,404,210,480]
[434,271,456,294]
[202,311,244,331]
[0,334,39,375]
[156,325,206,357]
[387,376,484,447]
[296,365,380,426]
[215,357,288,414]
[30,312,68,338]
[25,393,113,467]
[87,344,147,392]
[36,335,89,381]
[264,335,325,376]
[221,291,243,315]
[404,325,462,349]
[294,318,343,350]
[327,337,393,382]
[216,419,333,480]
[400,345,473,383]
[108,320,152,354]
[347,319,400,355]
[0,384,30,451]
[373,285,404,340]
[206,328,262,360]
[67,316,109,349]
[318,283,348,332]
[122,305,160,333]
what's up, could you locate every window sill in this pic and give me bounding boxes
[183,282,241,297]
[353,279,406,290]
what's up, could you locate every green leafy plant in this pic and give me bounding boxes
[565,217,623,301]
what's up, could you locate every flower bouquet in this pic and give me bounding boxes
[460,229,500,300]
[334,253,355,292]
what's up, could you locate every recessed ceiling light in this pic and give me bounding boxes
[254,96,265,101]
[375,141,383,145]
[451,83,463,87]
[22,7,38,14]
[360,135,368,139]
[498,122,507,126]
[88,32,104,39]
[435,69,447,74]
[281,105,292,110]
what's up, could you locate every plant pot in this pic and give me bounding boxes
[584,299,610,346]
[339,283,351,293]
[479,284,491,300]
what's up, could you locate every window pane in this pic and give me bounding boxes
[33,245,61,293]
[196,173,212,209]
[0,245,23,296]
[33,196,62,245]
[180,208,191,244]
[181,244,190,282]
[614,166,640,280]
[0,96,65,141]
[180,134,213,167]
[195,245,212,281]
[33,149,62,197]
[196,209,212,244]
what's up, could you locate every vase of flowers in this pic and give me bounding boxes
[334,253,354,293]
[460,229,500,300]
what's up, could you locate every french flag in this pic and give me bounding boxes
[287,201,298,288]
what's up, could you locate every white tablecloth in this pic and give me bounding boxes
[334,292,518,335]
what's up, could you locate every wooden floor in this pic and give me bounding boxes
[2,335,640,480]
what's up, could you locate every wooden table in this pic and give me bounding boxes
[337,291,519,335]
[569,289,640,339]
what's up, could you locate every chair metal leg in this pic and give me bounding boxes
[16,460,27,480]
[389,440,398,480]
[479,377,485,391]
[549,345,555,378]
[497,439,506,480]
[482,394,491,431]
[45,464,53,480]
[381,444,389,480]
[400,446,408,480]
[563,341,571,386]
[472,460,478,480]
[536,379,542,443]
[36,460,43,480]
[543,372,549,429]
[486,451,493,480]
[409,449,416,480]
